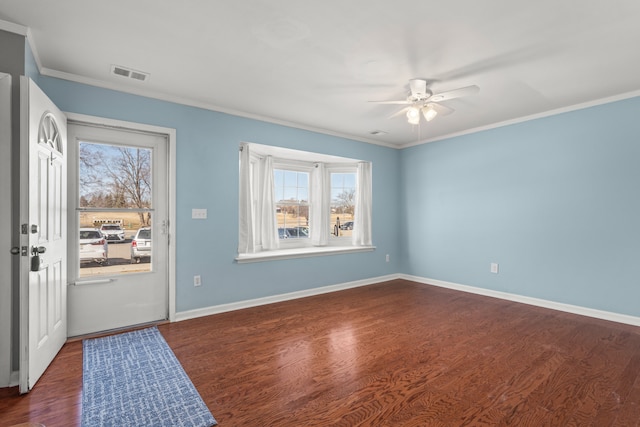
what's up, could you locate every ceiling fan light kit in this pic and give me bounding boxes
[406,107,420,125]
[422,104,438,122]
[370,78,479,126]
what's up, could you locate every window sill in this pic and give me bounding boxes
[235,245,376,264]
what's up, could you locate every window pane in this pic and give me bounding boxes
[79,142,152,209]
[283,170,298,187]
[297,172,309,188]
[78,141,152,277]
[274,169,284,201]
[283,187,298,201]
[330,172,356,237]
[275,169,310,239]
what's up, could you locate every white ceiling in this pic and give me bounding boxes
[2,1,640,148]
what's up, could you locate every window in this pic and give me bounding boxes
[330,171,356,238]
[274,168,310,241]
[77,140,154,276]
[237,143,373,262]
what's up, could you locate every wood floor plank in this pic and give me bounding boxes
[612,372,640,427]
[2,279,640,426]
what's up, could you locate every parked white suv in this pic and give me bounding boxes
[100,223,126,242]
[130,227,151,263]
[79,228,108,265]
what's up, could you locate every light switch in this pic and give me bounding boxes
[192,208,207,219]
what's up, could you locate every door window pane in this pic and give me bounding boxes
[78,141,153,277]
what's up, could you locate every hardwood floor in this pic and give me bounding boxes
[2,279,640,426]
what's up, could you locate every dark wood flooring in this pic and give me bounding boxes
[2,279,640,426]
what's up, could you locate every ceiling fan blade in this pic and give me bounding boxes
[430,102,455,116]
[388,106,410,119]
[430,85,479,102]
[368,100,410,105]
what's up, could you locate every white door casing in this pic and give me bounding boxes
[67,121,170,336]
[19,77,67,392]
[0,73,12,388]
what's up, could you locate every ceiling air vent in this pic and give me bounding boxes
[110,65,150,82]
[130,71,148,81]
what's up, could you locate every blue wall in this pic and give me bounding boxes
[35,71,640,319]
[37,77,400,312]
[24,39,39,83]
[400,97,640,317]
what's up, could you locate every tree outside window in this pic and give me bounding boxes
[80,141,152,227]
[330,172,356,237]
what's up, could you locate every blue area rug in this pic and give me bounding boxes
[82,327,217,427]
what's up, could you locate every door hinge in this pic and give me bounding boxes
[21,224,28,234]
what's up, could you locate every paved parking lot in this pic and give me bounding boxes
[80,235,151,277]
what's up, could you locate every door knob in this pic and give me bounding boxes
[10,247,20,255]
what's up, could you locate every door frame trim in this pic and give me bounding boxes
[65,113,177,322]
[0,73,12,388]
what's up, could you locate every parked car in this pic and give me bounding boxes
[278,228,290,239]
[79,228,108,265]
[294,226,309,237]
[340,221,354,230]
[100,223,126,242]
[286,227,309,238]
[278,227,310,239]
[130,227,151,263]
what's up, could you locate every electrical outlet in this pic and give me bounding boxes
[385,254,390,262]
[490,263,499,274]
[194,275,202,287]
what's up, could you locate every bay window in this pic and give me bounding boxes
[237,142,374,262]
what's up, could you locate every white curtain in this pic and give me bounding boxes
[310,163,330,246]
[238,143,255,253]
[353,161,372,246]
[259,155,279,250]
[239,145,279,254]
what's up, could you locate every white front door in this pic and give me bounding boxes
[66,122,169,336]
[19,77,67,392]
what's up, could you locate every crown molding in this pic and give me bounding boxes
[25,28,43,71]
[400,89,640,149]
[39,67,399,150]
[0,16,399,149]
[0,19,28,36]
[18,16,637,152]
[35,66,640,153]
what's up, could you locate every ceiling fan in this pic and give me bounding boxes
[369,79,479,125]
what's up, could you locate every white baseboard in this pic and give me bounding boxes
[175,273,640,328]
[401,274,640,327]
[0,370,20,388]
[175,273,402,322]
